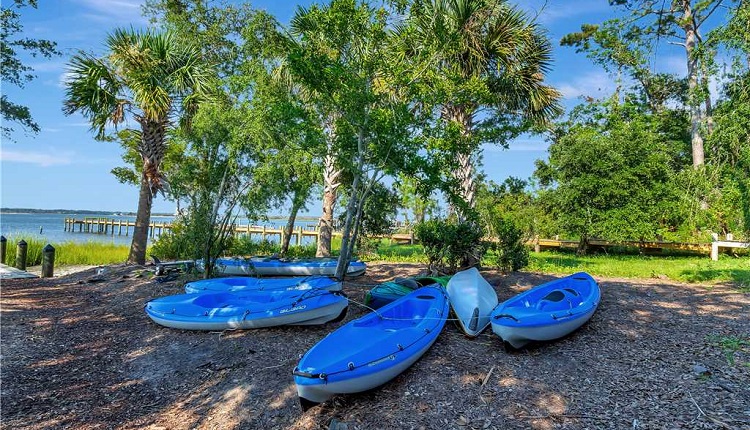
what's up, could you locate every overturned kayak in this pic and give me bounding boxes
[490,272,601,349]
[446,267,498,337]
[364,275,451,309]
[184,275,341,294]
[197,256,366,277]
[145,289,348,331]
[293,286,448,409]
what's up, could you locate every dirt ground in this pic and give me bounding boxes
[1,262,748,430]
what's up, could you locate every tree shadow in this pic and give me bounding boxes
[680,268,750,285]
[2,264,748,429]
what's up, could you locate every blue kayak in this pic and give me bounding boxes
[490,272,601,349]
[293,286,448,409]
[145,289,348,331]
[196,256,366,277]
[184,275,341,294]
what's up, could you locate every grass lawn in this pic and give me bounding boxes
[369,242,750,286]
[526,251,750,286]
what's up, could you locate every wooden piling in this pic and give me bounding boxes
[0,235,6,264]
[42,244,55,278]
[16,240,28,271]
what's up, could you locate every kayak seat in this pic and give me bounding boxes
[536,290,567,311]
[540,290,565,302]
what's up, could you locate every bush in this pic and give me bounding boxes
[485,217,529,272]
[414,219,486,275]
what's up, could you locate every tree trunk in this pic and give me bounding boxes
[443,104,476,221]
[280,199,303,257]
[335,126,366,280]
[316,151,340,257]
[576,234,589,256]
[680,0,705,168]
[127,174,153,265]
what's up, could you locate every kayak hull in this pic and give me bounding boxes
[490,272,601,349]
[184,275,341,294]
[294,286,448,406]
[145,289,348,331]
[197,257,366,277]
[446,268,498,337]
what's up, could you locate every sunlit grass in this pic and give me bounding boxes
[526,250,750,284]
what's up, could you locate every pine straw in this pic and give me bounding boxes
[1,263,748,430]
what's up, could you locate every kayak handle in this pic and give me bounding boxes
[293,369,327,380]
[493,314,519,322]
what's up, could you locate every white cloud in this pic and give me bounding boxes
[555,70,614,100]
[74,0,146,24]
[0,149,74,167]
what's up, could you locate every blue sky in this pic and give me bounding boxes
[0,0,695,213]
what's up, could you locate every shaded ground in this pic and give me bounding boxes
[1,263,748,430]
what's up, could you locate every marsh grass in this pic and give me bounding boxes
[2,237,129,266]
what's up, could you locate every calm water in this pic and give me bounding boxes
[0,212,319,246]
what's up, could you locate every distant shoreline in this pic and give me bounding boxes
[0,208,321,221]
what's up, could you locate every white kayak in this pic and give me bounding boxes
[446,267,498,337]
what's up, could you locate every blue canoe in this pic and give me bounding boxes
[196,256,366,277]
[145,289,349,331]
[490,272,601,349]
[293,286,448,409]
[184,275,341,294]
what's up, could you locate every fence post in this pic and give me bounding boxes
[16,239,28,271]
[42,244,55,278]
[0,235,6,264]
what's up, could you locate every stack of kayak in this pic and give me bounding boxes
[145,263,601,410]
[196,256,366,277]
[145,275,348,330]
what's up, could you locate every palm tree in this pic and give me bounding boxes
[63,28,214,265]
[406,0,562,219]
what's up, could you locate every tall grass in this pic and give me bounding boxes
[2,237,129,266]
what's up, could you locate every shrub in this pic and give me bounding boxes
[485,217,529,272]
[414,219,486,275]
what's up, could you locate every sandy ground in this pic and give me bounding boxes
[1,262,748,430]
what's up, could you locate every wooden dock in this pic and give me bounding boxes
[64,217,324,245]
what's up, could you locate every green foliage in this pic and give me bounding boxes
[1,0,60,139]
[403,0,562,218]
[485,218,529,273]
[475,177,557,240]
[414,219,486,274]
[535,100,686,249]
[228,237,317,259]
